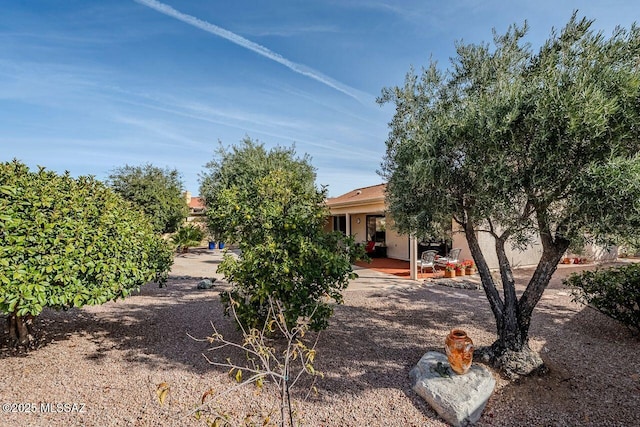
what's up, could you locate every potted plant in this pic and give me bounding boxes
[454,263,465,276]
[463,259,476,275]
[444,263,456,278]
[171,224,205,253]
[206,230,218,250]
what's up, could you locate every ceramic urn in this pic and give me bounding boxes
[445,329,474,375]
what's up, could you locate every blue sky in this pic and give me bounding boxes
[1,1,637,197]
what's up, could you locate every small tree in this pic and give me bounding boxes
[0,161,173,346]
[190,297,322,426]
[200,138,361,331]
[108,163,188,234]
[379,15,640,377]
[171,224,205,253]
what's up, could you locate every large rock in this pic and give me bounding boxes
[196,279,215,289]
[410,351,495,426]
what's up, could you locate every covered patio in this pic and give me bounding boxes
[326,183,469,280]
[354,257,443,280]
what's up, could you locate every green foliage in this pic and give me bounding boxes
[171,224,205,252]
[564,263,640,333]
[200,138,361,331]
[0,160,173,319]
[108,163,188,234]
[378,13,640,363]
[379,14,640,249]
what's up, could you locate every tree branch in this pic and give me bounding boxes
[518,207,570,326]
[464,224,504,319]
[495,235,518,337]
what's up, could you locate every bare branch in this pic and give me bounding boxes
[188,296,323,425]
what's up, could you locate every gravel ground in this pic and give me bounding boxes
[1,249,639,426]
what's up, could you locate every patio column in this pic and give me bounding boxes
[345,213,351,236]
[410,235,418,280]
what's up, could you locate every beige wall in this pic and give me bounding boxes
[348,213,408,260]
[584,243,618,261]
[349,214,368,242]
[328,199,551,269]
[453,226,543,270]
[327,207,410,260]
[323,219,333,233]
[327,200,385,244]
[385,217,410,260]
[386,229,409,260]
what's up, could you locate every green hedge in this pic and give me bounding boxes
[0,161,173,318]
[563,263,640,333]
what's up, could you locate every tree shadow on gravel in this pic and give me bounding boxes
[482,296,640,426]
[0,279,246,375]
[464,263,640,426]
[4,265,635,425]
[1,277,495,417]
[299,267,640,424]
[294,284,498,420]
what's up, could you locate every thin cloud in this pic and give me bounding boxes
[134,0,369,103]
[248,24,341,37]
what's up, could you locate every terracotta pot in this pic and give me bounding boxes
[445,329,474,375]
[455,268,465,276]
[465,267,476,275]
[443,270,455,278]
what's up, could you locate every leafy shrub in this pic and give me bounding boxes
[564,263,640,333]
[108,164,188,234]
[0,160,173,345]
[171,224,205,252]
[201,139,363,332]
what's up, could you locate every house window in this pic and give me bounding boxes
[366,215,385,244]
[333,216,347,235]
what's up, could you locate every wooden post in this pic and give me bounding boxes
[410,235,418,280]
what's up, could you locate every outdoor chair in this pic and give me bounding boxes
[435,248,462,269]
[418,250,437,274]
[364,241,376,255]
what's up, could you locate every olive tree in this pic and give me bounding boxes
[108,163,188,234]
[0,161,173,346]
[200,138,361,331]
[379,15,640,377]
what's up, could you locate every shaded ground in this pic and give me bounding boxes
[1,249,638,426]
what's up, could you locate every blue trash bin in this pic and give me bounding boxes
[218,242,225,250]
[208,241,216,250]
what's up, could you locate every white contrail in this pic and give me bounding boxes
[134,0,367,103]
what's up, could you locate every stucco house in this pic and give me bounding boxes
[325,183,547,278]
[326,184,618,279]
[325,184,409,260]
[183,191,206,223]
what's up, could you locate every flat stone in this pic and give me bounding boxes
[410,351,495,426]
[196,279,215,289]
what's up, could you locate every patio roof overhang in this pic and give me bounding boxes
[326,183,386,215]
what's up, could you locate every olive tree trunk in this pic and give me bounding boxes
[464,225,569,379]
